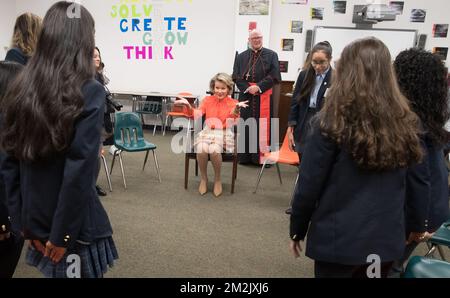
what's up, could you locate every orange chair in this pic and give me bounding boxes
[253,133,299,193]
[163,92,195,136]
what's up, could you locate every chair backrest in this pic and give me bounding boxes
[404,256,450,278]
[114,112,145,146]
[428,220,450,247]
[280,132,293,153]
[137,101,162,114]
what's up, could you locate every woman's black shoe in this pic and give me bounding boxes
[96,185,107,196]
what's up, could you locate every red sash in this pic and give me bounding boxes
[250,83,271,164]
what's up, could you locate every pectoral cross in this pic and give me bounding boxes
[245,72,250,80]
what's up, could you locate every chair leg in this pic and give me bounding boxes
[437,245,447,261]
[287,171,300,208]
[163,115,169,136]
[143,150,150,171]
[160,114,165,135]
[153,117,157,136]
[195,159,198,176]
[110,150,117,174]
[118,151,127,189]
[253,160,268,193]
[152,150,162,183]
[276,163,283,185]
[101,154,113,192]
[231,157,237,194]
[184,154,189,189]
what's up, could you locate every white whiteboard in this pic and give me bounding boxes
[313,26,417,65]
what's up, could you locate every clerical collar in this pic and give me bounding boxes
[251,47,263,53]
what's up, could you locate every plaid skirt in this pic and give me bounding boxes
[194,127,235,153]
[26,236,118,278]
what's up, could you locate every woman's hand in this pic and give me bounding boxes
[174,97,190,106]
[236,100,249,109]
[233,100,249,115]
[290,240,303,258]
[0,232,10,241]
[287,127,295,151]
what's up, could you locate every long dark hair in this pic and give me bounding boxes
[394,48,449,146]
[0,61,23,103]
[1,1,96,161]
[298,41,332,103]
[319,37,423,171]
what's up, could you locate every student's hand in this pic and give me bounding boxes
[406,231,432,244]
[174,97,190,106]
[0,232,10,241]
[44,241,67,264]
[290,240,303,258]
[29,239,46,254]
[287,127,295,151]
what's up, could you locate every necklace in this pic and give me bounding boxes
[245,49,262,81]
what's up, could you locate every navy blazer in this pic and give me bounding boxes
[290,124,428,265]
[5,48,28,66]
[1,80,113,248]
[288,69,332,151]
[406,135,449,233]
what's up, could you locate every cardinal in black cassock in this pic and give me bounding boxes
[232,29,281,165]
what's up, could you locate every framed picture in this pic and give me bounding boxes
[410,9,426,23]
[279,61,289,73]
[433,24,449,38]
[291,21,303,33]
[389,1,404,15]
[432,47,448,61]
[282,39,294,51]
[239,0,269,15]
[333,1,347,14]
[311,7,324,20]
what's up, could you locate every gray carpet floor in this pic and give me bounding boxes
[12,127,432,278]
[13,128,314,278]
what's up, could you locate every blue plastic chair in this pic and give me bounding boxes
[135,99,164,136]
[425,219,450,261]
[110,112,161,188]
[404,256,450,278]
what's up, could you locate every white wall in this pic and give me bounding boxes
[270,0,450,81]
[4,0,450,88]
[0,0,17,59]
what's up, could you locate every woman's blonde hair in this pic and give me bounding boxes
[319,37,423,170]
[209,73,234,95]
[11,13,42,56]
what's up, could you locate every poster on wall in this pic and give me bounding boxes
[281,0,308,4]
[110,1,190,61]
[389,1,404,15]
[249,21,258,31]
[432,47,448,61]
[410,9,426,23]
[333,1,347,14]
[290,21,303,33]
[311,8,324,20]
[433,24,449,38]
[282,39,294,51]
[279,61,289,73]
[239,0,269,15]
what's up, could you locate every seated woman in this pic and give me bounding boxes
[175,73,248,197]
